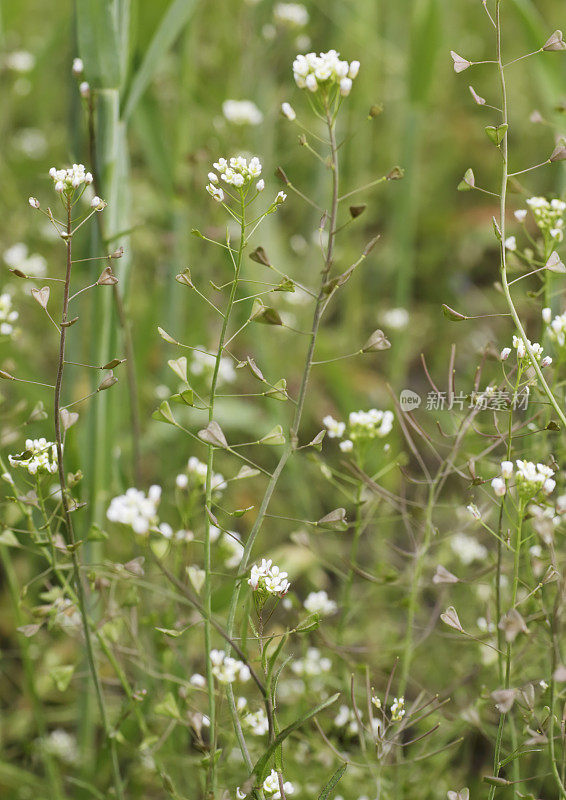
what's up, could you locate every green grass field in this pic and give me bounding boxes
[0,1,565,798]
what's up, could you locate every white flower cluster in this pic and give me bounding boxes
[175,456,227,494]
[9,438,58,475]
[106,485,161,535]
[222,100,263,126]
[49,164,93,194]
[291,647,332,677]
[4,242,47,277]
[237,698,269,735]
[500,335,551,368]
[450,533,487,565]
[209,649,250,683]
[523,196,565,242]
[349,409,394,440]
[390,696,406,721]
[491,460,556,498]
[190,347,236,384]
[248,558,291,597]
[322,415,345,438]
[274,2,309,27]
[292,50,360,96]
[5,50,35,73]
[263,769,295,799]
[323,408,394,453]
[0,292,18,337]
[206,156,263,202]
[303,590,337,616]
[542,307,566,348]
[43,729,79,765]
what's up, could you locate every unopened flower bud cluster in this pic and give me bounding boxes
[9,438,58,475]
[491,459,556,498]
[49,164,93,194]
[206,156,263,203]
[292,50,360,96]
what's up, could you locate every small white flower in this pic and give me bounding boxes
[281,102,296,120]
[106,486,162,535]
[256,179,265,192]
[504,236,517,251]
[340,77,353,96]
[206,183,225,203]
[323,414,345,438]
[72,58,84,76]
[451,533,488,564]
[28,196,40,209]
[339,439,353,452]
[304,590,337,616]
[501,461,513,479]
[500,347,511,361]
[274,3,309,27]
[276,191,287,204]
[514,209,527,222]
[541,356,552,368]
[79,81,90,97]
[175,473,189,489]
[189,673,206,688]
[90,195,106,210]
[492,477,506,497]
[222,99,263,126]
[542,307,552,324]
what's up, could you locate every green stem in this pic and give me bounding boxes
[54,200,124,800]
[203,192,247,798]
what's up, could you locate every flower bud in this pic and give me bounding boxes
[72,57,84,76]
[79,81,90,98]
[501,461,513,479]
[28,196,40,209]
[500,347,511,361]
[542,307,552,324]
[541,356,553,368]
[281,102,296,120]
[256,179,265,192]
[340,77,352,96]
[491,477,506,497]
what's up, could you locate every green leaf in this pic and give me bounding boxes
[252,693,340,781]
[264,379,288,401]
[441,304,469,322]
[167,357,188,382]
[123,0,199,121]
[0,530,20,547]
[457,168,475,191]
[485,123,508,146]
[154,691,181,720]
[251,299,283,326]
[170,387,195,406]
[319,764,348,800]
[293,612,321,633]
[259,425,286,445]
[76,0,126,88]
[152,400,176,425]
[50,664,75,692]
